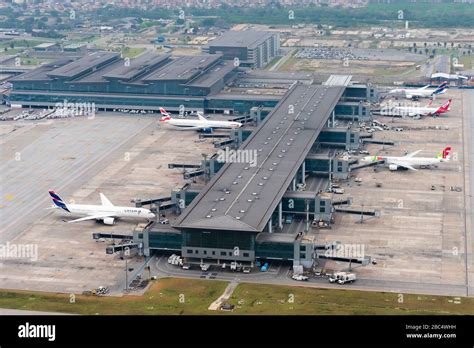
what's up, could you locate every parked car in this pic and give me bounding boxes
[292,274,309,281]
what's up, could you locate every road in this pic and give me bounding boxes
[268,49,296,72]
[150,254,469,297]
[462,89,474,296]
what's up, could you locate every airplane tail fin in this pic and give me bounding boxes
[441,99,452,111]
[196,111,207,121]
[432,81,448,95]
[99,193,114,207]
[48,190,70,212]
[159,107,171,122]
[435,99,452,114]
[436,146,452,160]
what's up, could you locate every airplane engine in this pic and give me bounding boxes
[388,164,398,171]
[201,128,213,133]
[103,217,115,225]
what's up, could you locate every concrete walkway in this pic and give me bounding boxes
[208,281,239,311]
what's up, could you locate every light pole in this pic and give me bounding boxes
[125,259,128,293]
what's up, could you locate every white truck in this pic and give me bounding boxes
[337,273,356,284]
[292,274,309,281]
[329,272,356,284]
[167,254,183,266]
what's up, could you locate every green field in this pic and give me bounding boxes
[0,278,227,315]
[459,55,474,70]
[0,279,473,315]
[229,283,473,315]
[121,47,146,58]
[19,57,52,66]
[0,39,49,49]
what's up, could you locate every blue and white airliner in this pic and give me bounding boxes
[48,190,155,225]
[389,81,448,100]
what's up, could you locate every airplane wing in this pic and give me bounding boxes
[100,193,114,207]
[67,213,116,223]
[419,85,429,90]
[176,125,208,131]
[390,160,418,171]
[404,150,421,158]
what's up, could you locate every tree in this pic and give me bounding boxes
[201,18,215,27]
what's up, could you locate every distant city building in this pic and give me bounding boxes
[204,30,280,69]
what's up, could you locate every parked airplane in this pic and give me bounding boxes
[48,191,155,224]
[362,146,451,171]
[382,99,452,117]
[389,81,448,100]
[159,107,242,132]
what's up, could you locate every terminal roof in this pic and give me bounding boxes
[103,53,171,81]
[47,51,119,79]
[143,54,222,82]
[174,84,345,232]
[208,30,275,49]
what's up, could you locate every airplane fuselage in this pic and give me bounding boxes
[59,204,154,219]
[406,89,446,98]
[162,118,242,130]
[383,156,443,167]
[391,106,440,116]
[390,88,446,99]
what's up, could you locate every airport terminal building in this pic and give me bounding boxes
[128,76,375,268]
[8,50,376,119]
[9,50,376,268]
[8,51,246,113]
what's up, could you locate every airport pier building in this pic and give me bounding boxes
[131,79,374,268]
